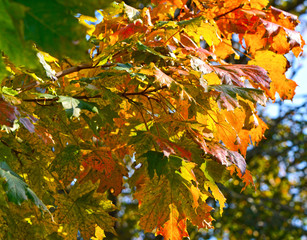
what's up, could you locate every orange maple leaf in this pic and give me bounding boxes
[156,204,189,240]
[79,150,127,195]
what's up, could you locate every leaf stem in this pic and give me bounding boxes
[147,96,161,137]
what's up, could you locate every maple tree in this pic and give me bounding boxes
[0,0,305,239]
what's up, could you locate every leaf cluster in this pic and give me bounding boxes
[0,0,305,239]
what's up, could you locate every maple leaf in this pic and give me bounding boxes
[268,6,299,29]
[248,50,297,100]
[154,66,174,87]
[55,181,116,239]
[201,161,226,215]
[213,38,237,59]
[79,150,127,195]
[50,145,81,185]
[134,153,214,238]
[207,143,247,175]
[228,165,256,192]
[209,85,267,111]
[152,0,187,8]
[190,56,213,75]
[137,41,171,60]
[0,161,47,210]
[156,204,189,240]
[58,96,99,118]
[115,21,147,41]
[213,65,271,96]
[184,17,221,46]
[247,0,269,9]
[142,151,168,178]
[0,99,19,127]
[154,137,192,160]
[260,19,304,55]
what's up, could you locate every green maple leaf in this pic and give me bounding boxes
[58,96,98,118]
[50,145,81,185]
[134,154,213,233]
[0,161,47,210]
[209,85,267,106]
[142,151,168,179]
[56,182,116,239]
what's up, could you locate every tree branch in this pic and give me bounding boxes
[22,86,168,103]
[55,63,114,78]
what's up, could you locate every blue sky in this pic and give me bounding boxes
[294,14,307,91]
[291,51,307,104]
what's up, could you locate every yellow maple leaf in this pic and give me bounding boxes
[213,38,237,59]
[204,72,221,85]
[248,50,297,100]
[205,181,226,215]
[78,15,97,35]
[185,19,221,46]
[248,0,269,9]
[91,225,106,240]
[201,162,226,215]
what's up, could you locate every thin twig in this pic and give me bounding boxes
[214,4,243,21]
[133,101,150,131]
[122,86,167,96]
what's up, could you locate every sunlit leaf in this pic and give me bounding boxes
[58,96,98,118]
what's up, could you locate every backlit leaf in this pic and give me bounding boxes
[58,96,98,118]
[248,50,297,100]
[228,165,255,192]
[207,143,247,174]
[209,85,267,109]
[213,65,271,95]
[156,204,189,240]
[201,162,226,215]
[50,145,81,185]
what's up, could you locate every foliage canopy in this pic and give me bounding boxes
[0,0,305,239]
